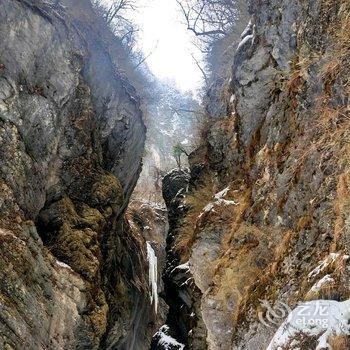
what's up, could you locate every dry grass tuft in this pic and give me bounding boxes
[280,332,320,350]
[329,334,350,350]
[321,0,350,83]
[223,185,252,249]
[231,229,294,328]
[175,178,216,260]
[175,180,248,261]
[213,224,276,325]
[296,215,312,231]
[332,172,350,250]
[336,1,350,49]
[269,230,295,277]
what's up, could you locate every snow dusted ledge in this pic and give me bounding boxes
[267,299,350,349]
[198,187,238,219]
[153,325,185,350]
[307,253,349,281]
[55,259,73,271]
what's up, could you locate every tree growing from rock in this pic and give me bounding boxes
[93,0,136,24]
[173,143,190,169]
[92,0,137,52]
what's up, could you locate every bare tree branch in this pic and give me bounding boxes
[176,0,241,41]
[176,0,227,37]
[191,53,208,85]
[104,0,136,25]
[134,41,158,69]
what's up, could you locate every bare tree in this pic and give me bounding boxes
[92,0,140,59]
[93,0,136,24]
[191,53,208,86]
[177,0,249,101]
[173,143,191,169]
[176,0,241,40]
[153,166,166,194]
[134,41,158,69]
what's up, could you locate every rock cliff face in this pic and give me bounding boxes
[160,0,350,349]
[2,0,350,349]
[159,169,207,350]
[0,0,158,349]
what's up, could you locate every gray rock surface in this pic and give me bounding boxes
[161,0,350,349]
[154,169,207,350]
[0,0,152,349]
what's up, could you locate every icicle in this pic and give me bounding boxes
[146,241,158,313]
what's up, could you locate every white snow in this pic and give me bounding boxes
[198,187,237,218]
[171,261,190,273]
[219,199,238,206]
[140,201,165,211]
[214,187,230,200]
[203,202,214,213]
[175,188,185,198]
[180,277,193,287]
[198,203,214,219]
[308,253,349,280]
[237,34,254,51]
[267,299,350,350]
[214,187,238,205]
[56,260,73,270]
[310,275,334,293]
[146,241,158,313]
[154,325,185,350]
[240,20,253,39]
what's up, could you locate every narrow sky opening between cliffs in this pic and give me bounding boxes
[106,0,205,93]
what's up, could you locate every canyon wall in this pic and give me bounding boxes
[0,0,161,349]
[160,0,350,349]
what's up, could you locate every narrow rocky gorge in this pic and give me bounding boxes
[1,0,350,349]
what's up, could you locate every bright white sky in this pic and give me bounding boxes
[130,0,204,93]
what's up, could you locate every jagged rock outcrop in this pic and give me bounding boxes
[160,169,193,347]
[152,169,207,349]
[0,0,156,349]
[162,0,350,349]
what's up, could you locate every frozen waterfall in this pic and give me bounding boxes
[146,241,158,313]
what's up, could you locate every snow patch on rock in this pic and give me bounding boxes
[214,187,230,200]
[153,325,185,350]
[308,253,349,280]
[171,261,190,273]
[198,187,238,218]
[56,260,73,271]
[267,299,350,350]
[310,275,334,293]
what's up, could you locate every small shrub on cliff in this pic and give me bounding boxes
[279,332,319,350]
[175,179,215,260]
[320,0,350,90]
[176,180,242,260]
[172,143,190,170]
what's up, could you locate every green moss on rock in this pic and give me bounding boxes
[90,174,123,209]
